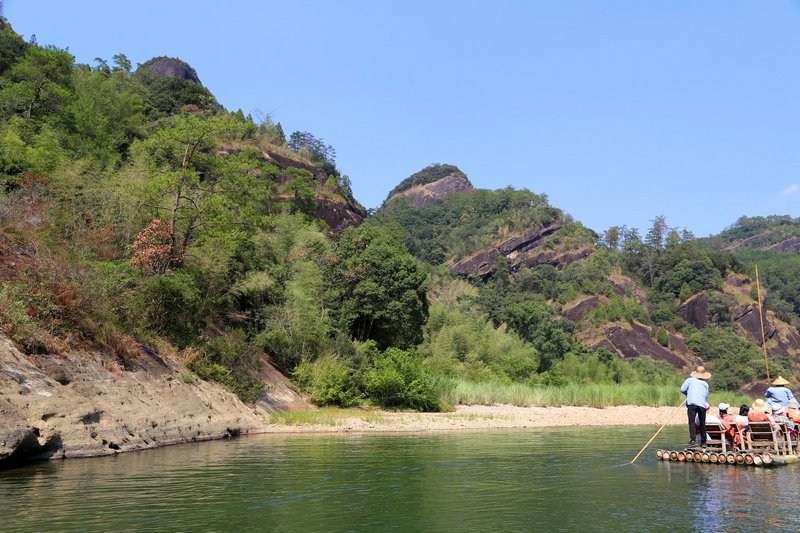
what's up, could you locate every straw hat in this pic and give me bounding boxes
[772,376,790,386]
[752,398,768,412]
[690,365,711,379]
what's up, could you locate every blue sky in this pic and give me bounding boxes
[4,1,800,236]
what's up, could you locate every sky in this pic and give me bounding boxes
[4,0,800,236]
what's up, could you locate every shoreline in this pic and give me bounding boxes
[262,404,688,434]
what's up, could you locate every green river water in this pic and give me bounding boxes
[2,425,799,532]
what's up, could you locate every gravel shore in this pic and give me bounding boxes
[264,404,687,433]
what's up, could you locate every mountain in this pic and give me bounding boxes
[3,17,800,464]
[374,166,800,391]
[704,215,800,253]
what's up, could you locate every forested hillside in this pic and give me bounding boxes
[2,18,799,416]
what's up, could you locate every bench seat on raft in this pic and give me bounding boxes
[704,423,733,453]
[744,421,790,454]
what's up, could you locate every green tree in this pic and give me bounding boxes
[329,224,428,349]
[0,19,28,76]
[134,114,240,269]
[0,44,73,119]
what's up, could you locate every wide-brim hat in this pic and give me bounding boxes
[752,399,768,412]
[690,365,711,379]
[772,376,790,386]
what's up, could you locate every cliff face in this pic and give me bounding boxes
[263,147,365,233]
[0,333,304,464]
[451,221,594,280]
[386,174,472,209]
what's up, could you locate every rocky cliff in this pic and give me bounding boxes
[262,147,365,233]
[386,174,473,209]
[451,221,594,280]
[0,333,305,465]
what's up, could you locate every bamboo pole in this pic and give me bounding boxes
[755,265,771,381]
[630,400,686,464]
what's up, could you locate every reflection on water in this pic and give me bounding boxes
[2,426,799,532]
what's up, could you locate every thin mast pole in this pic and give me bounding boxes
[755,265,770,381]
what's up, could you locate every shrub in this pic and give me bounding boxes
[190,329,264,403]
[364,348,441,411]
[142,270,200,346]
[293,354,363,407]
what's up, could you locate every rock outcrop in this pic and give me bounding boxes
[586,322,691,368]
[451,221,593,279]
[260,147,365,233]
[0,333,302,465]
[732,303,800,357]
[314,198,364,233]
[138,57,202,83]
[562,296,604,322]
[679,292,709,329]
[769,236,800,252]
[387,174,472,208]
[263,147,327,182]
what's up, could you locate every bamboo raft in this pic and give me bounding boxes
[655,448,781,467]
[655,420,800,468]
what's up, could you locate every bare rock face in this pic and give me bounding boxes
[0,333,278,465]
[679,292,709,329]
[315,198,364,233]
[263,147,327,182]
[562,296,604,322]
[253,356,309,413]
[259,148,365,233]
[769,236,800,252]
[141,58,201,83]
[732,303,774,346]
[451,221,592,279]
[514,245,594,271]
[586,322,690,368]
[388,175,472,208]
[731,304,800,357]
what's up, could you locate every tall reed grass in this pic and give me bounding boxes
[440,379,753,409]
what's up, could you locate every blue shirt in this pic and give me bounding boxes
[681,377,709,407]
[765,386,796,410]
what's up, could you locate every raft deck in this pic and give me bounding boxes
[655,448,800,467]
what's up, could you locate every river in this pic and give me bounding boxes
[2,426,799,532]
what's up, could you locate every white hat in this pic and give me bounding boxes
[718,403,730,411]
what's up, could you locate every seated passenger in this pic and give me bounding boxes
[787,399,800,423]
[772,404,797,432]
[748,399,771,422]
[736,405,750,428]
[715,403,740,444]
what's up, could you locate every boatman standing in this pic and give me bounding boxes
[764,376,796,412]
[681,365,711,449]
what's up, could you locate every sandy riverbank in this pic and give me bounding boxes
[263,404,688,433]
